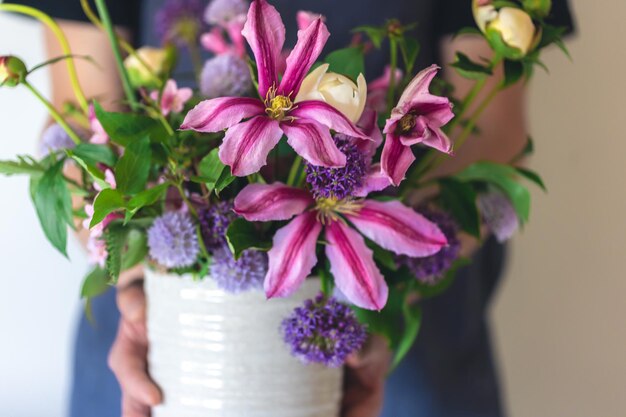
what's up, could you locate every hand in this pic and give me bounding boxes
[341,335,392,417]
[108,266,162,417]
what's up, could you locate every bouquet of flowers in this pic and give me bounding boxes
[0,0,567,399]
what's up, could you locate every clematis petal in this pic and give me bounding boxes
[396,64,440,110]
[241,0,285,97]
[265,211,322,298]
[353,164,392,197]
[180,97,265,132]
[353,108,383,159]
[325,220,388,311]
[380,130,416,186]
[421,127,453,154]
[218,115,283,176]
[289,100,368,139]
[346,199,448,257]
[279,18,329,97]
[234,182,314,221]
[281,119,347,168]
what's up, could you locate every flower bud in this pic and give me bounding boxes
[522,0,552,18]
[124,47,175,89]
[0,55,27,88]
[295,64,367,124]
[473,1,538,59]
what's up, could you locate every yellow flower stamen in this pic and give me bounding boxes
[315,197,364,225]
[265,85,295,121]
[398,113,417,134]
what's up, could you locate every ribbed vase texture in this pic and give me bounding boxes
[145,269,343,417]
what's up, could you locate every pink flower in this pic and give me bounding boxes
[89,104,109,145]
[381,65,455,185]
[150,79,193,116]
[367,65,404,114]
[93,168,117,192]
[181,0,368,177]
[83,203,122,266]
[200,15,247,58]
[296,10,324,31]
[233,180,447,310]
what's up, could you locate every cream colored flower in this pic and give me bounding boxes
[295,64,367,124]
[124,47,169,88]
[473,1,536,56]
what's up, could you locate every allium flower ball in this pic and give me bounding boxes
[199,200,236,248]
[281,293,367,367]
[477,190,519,242]
[305,136,367,200]
[155,0,206,46]
[204,0,248,25]
[399,208,461,284]
[148,211,200,269]
[39,124,76,157]
[199,54,252,98]
[210,245,267,293]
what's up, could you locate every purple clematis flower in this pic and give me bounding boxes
[180,0,367,177]
[381,65,455,185]
[233,177,448,311]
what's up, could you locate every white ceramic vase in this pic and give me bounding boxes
[144,269,343,417]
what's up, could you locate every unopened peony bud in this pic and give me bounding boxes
[295,64,367,124]
[0,55,27,88]
[522,0,552,18]
[124,47,175,88]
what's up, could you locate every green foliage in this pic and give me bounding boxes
[398,37,420,75]
[90,188,125,228]
[103,223,126,282]
[121,228,148,270]
[215,167,236,195]
[197,148,229,194]
[93,101,168,146]
[80,266,111,299]
[452,52,493,80]
[125,182,169,222]
[225,218,272,260]
[365,238,397,271]
[438,178,481,238]
[115,135,151,195]
[352,25,387,48]
[31,160,74,256]
[324,47,365,81]
[392,303,422,369]
[71,143,117,166]
[516,167,547,191]
[503,59,525,87]
[0,155,45,177]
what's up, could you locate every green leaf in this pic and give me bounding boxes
[197,148,226,192]
[353,285,404,348]
[365,238,397,271]
[453,26,483,39]
[215,167,236,194]
[104,223,127,282]
[503,59,525,87]
[121,229,148,270]
[126,182,169,222]
[391,304,422,369]
[90,188,125,229]
[93,101,168,146]
[80,267,111,299]
[32,160,73,256]
[225,218,272,260]
[438,178,481,237]
[324,47,365,81]
[451,52,493,80]
[516,167,547,191]
[67,152,109,190]
[71,143,117,166]
[0,156,45,177]
[352,25,387,48]
[399,37,420,75]
[115,135,151,195]
[455,162,531,223]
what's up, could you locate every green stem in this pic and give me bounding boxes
[93,0,138,110]
[386,37,399,114]
[23,81,82,144]
[287,156,303,187]
[176,182,198,218]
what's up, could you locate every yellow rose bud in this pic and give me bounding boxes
[124,47,172,88]
[295,64,367,124]
[0,55,27,88]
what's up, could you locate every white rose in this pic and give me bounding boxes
[489,7,536,55]
[124,47,169,88]
[295,64,367,124]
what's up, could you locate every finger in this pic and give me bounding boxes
[345,334,391,368]
[122,393,152,417]
[342,366,385,417]
[117,283,146,325]
[109,322,162,406]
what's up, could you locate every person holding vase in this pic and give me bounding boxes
[10,0,574,416]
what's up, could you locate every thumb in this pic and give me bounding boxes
[117,282,146,325]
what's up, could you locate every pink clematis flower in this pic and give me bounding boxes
[181,0,367,177]
[296,10,324,31]
[201,15,247,58]
[233,180,448,310]
[151,79,193,116]
[381,65,455,186]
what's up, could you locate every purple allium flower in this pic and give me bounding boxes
[155,0,206,46]
[199,200,236,248]
[204,0,248,25]
[39,124,76,157]
[477,190,519,242]
[210,245,267,293]
[199,54,252,98]
[281,293,367,367]
[399,208,461,284]
[305,136,367,200]
[148,211,200,268]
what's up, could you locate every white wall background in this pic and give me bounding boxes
[1,1,625,416]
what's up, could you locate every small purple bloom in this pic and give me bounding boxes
[305,136,367,200]
[204,0,248,25]
[477,190,519,242]
[281,293,367,367]
[148,211,200,268]
[39,124,76,157]
[155,0,206,46]
[210,245,267,293]
[199,200,236,248]
[200,54,252,99]
[398,208,461,284]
